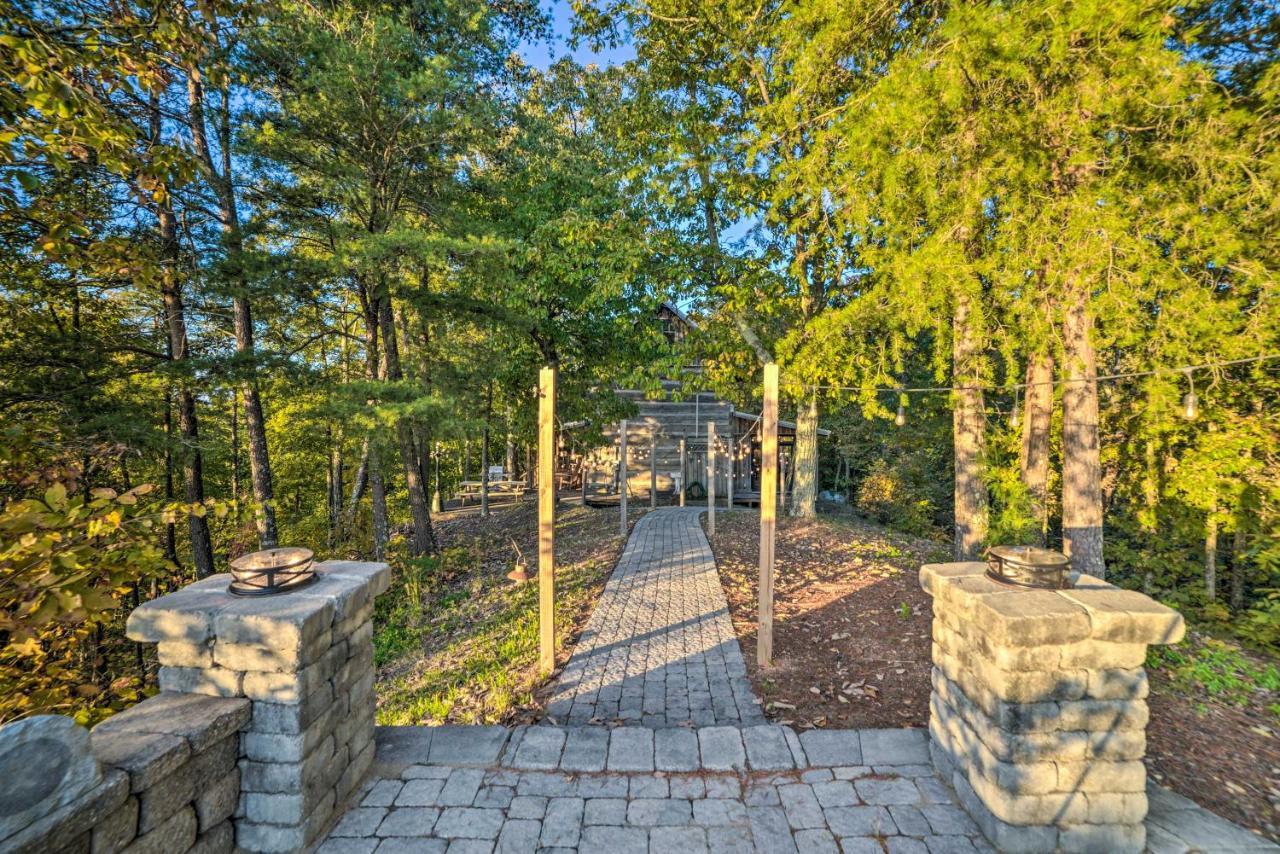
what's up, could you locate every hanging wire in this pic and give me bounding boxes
[804,353,1280,395]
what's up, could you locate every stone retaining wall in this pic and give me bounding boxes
[920,561,1184,853]
[0,693,246,854]
[0,559,388,854]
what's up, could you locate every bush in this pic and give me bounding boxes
[855,460,935,536]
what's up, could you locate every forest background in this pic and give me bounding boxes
[0,0,1276,723]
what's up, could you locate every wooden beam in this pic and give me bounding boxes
[678,435,687,507]
[650,432,658,509]
[707,421,716,536]
[759,363,778,668]
[538,367,556,674]
[619,419,628,535]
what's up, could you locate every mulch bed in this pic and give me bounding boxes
[706,507,1280,841]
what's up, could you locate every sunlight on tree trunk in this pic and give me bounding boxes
[1020,353,1053,544]
[1062,289,1105,577]
[952,291,988,560]
[791,393,819,518]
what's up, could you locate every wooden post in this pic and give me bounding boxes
[650,433,658,509]
[619,420,628,535]
[538,367,556,674]
[678,435,687,507]
[759,363,779,667]
[707,422,716,536]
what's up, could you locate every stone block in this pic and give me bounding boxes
[188,820,233,854]
[1055,760,1147,794]
[510,727,565,770]
[919,562,986,597]
[334,641,373,693]
[241,641,344,703]
[251,684,336,734]
[90,796,137,854]
[860,728,929,766]
[335,700,374,752]
[135,760,195,832]
[119,805,196,854]
[560,726,609,773]
[1086,667,1148,700]
[90,730,190,794]
[334,601,374,640]
[1082,791,1147,825]
[91,693,250,754]
[338,739,375,803]
[797,729,862,767]
[195,769,240,831]
[345,620,374,656]
[314,560,391,598]
[0,715,105,844]
[972,590,1092,647]
[156,641,214,669]
[190,735,239,783]
[241,787,331,826]
[1061,588,1185,645]
[697,726,746,772]
[157,666,244,698]
[212,633,331,673]
[243,709,338,763]
[126,581,233,646]
[742,725,795,770]
[214,594,335,663]
[239,735,335,794]
[1057,821,1145,853]
[295,569,371,630]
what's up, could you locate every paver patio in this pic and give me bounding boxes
[319,507,1278,852]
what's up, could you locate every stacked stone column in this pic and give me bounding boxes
[127,560,388,852]
[920,562,1183,854]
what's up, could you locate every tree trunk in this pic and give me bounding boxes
[1231,520,1247,612]
[153,96,213,577]
[187,67,278,549]
[951,290,988,560]
[1205,510,1218,602]
[481,386,491,517]
[1062,289,1105,577]
[377,295,436,554]
[369,445,388,561]
[230,388,240,501]
[791,393,819,518]
[1019,354,1053,544]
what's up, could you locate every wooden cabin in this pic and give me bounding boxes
[572,302,829,505]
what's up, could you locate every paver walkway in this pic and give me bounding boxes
[317,507,1280,853]
[543,507,763,728]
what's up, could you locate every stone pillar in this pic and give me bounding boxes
[921,562,1184,854]
[127,560,389,852]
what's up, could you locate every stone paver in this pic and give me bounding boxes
[543,507,763,728]
[328,510,1277,853]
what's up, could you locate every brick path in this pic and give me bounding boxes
[316,508,1280,853]
[543,507,763,728]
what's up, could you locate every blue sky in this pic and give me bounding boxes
[517,0,634,70]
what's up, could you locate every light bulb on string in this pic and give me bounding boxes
[1010,386,1021,429]
[1182,368,1199,420]
[894,389,907,427]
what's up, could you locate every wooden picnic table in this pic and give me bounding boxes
[456,479,528,506]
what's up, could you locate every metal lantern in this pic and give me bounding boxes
[228,547,317,596]
[985,545,1072,590]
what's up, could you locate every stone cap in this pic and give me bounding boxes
[920,562,1184,647]
[126,560,390,647]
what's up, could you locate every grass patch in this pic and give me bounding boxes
[1148,634,1280,715]
[373,503,629,725]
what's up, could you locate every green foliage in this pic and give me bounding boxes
[1149,636,1280,713]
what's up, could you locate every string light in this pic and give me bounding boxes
[894,388,906,427]
[1182,368,1199,420]
[804,353,1279,395]
[1010,386,1021,428]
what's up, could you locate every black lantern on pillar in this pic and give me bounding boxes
[985,545,1072,590]
[228,547,317,596]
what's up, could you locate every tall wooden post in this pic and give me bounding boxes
[619,420,628,535]
[707,422,716,536]
[678,435,687,507]
[538,367,556,674]
[650,433,658,509]
[759,363,779,667]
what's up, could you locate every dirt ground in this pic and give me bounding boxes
[706,507,1280,841]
